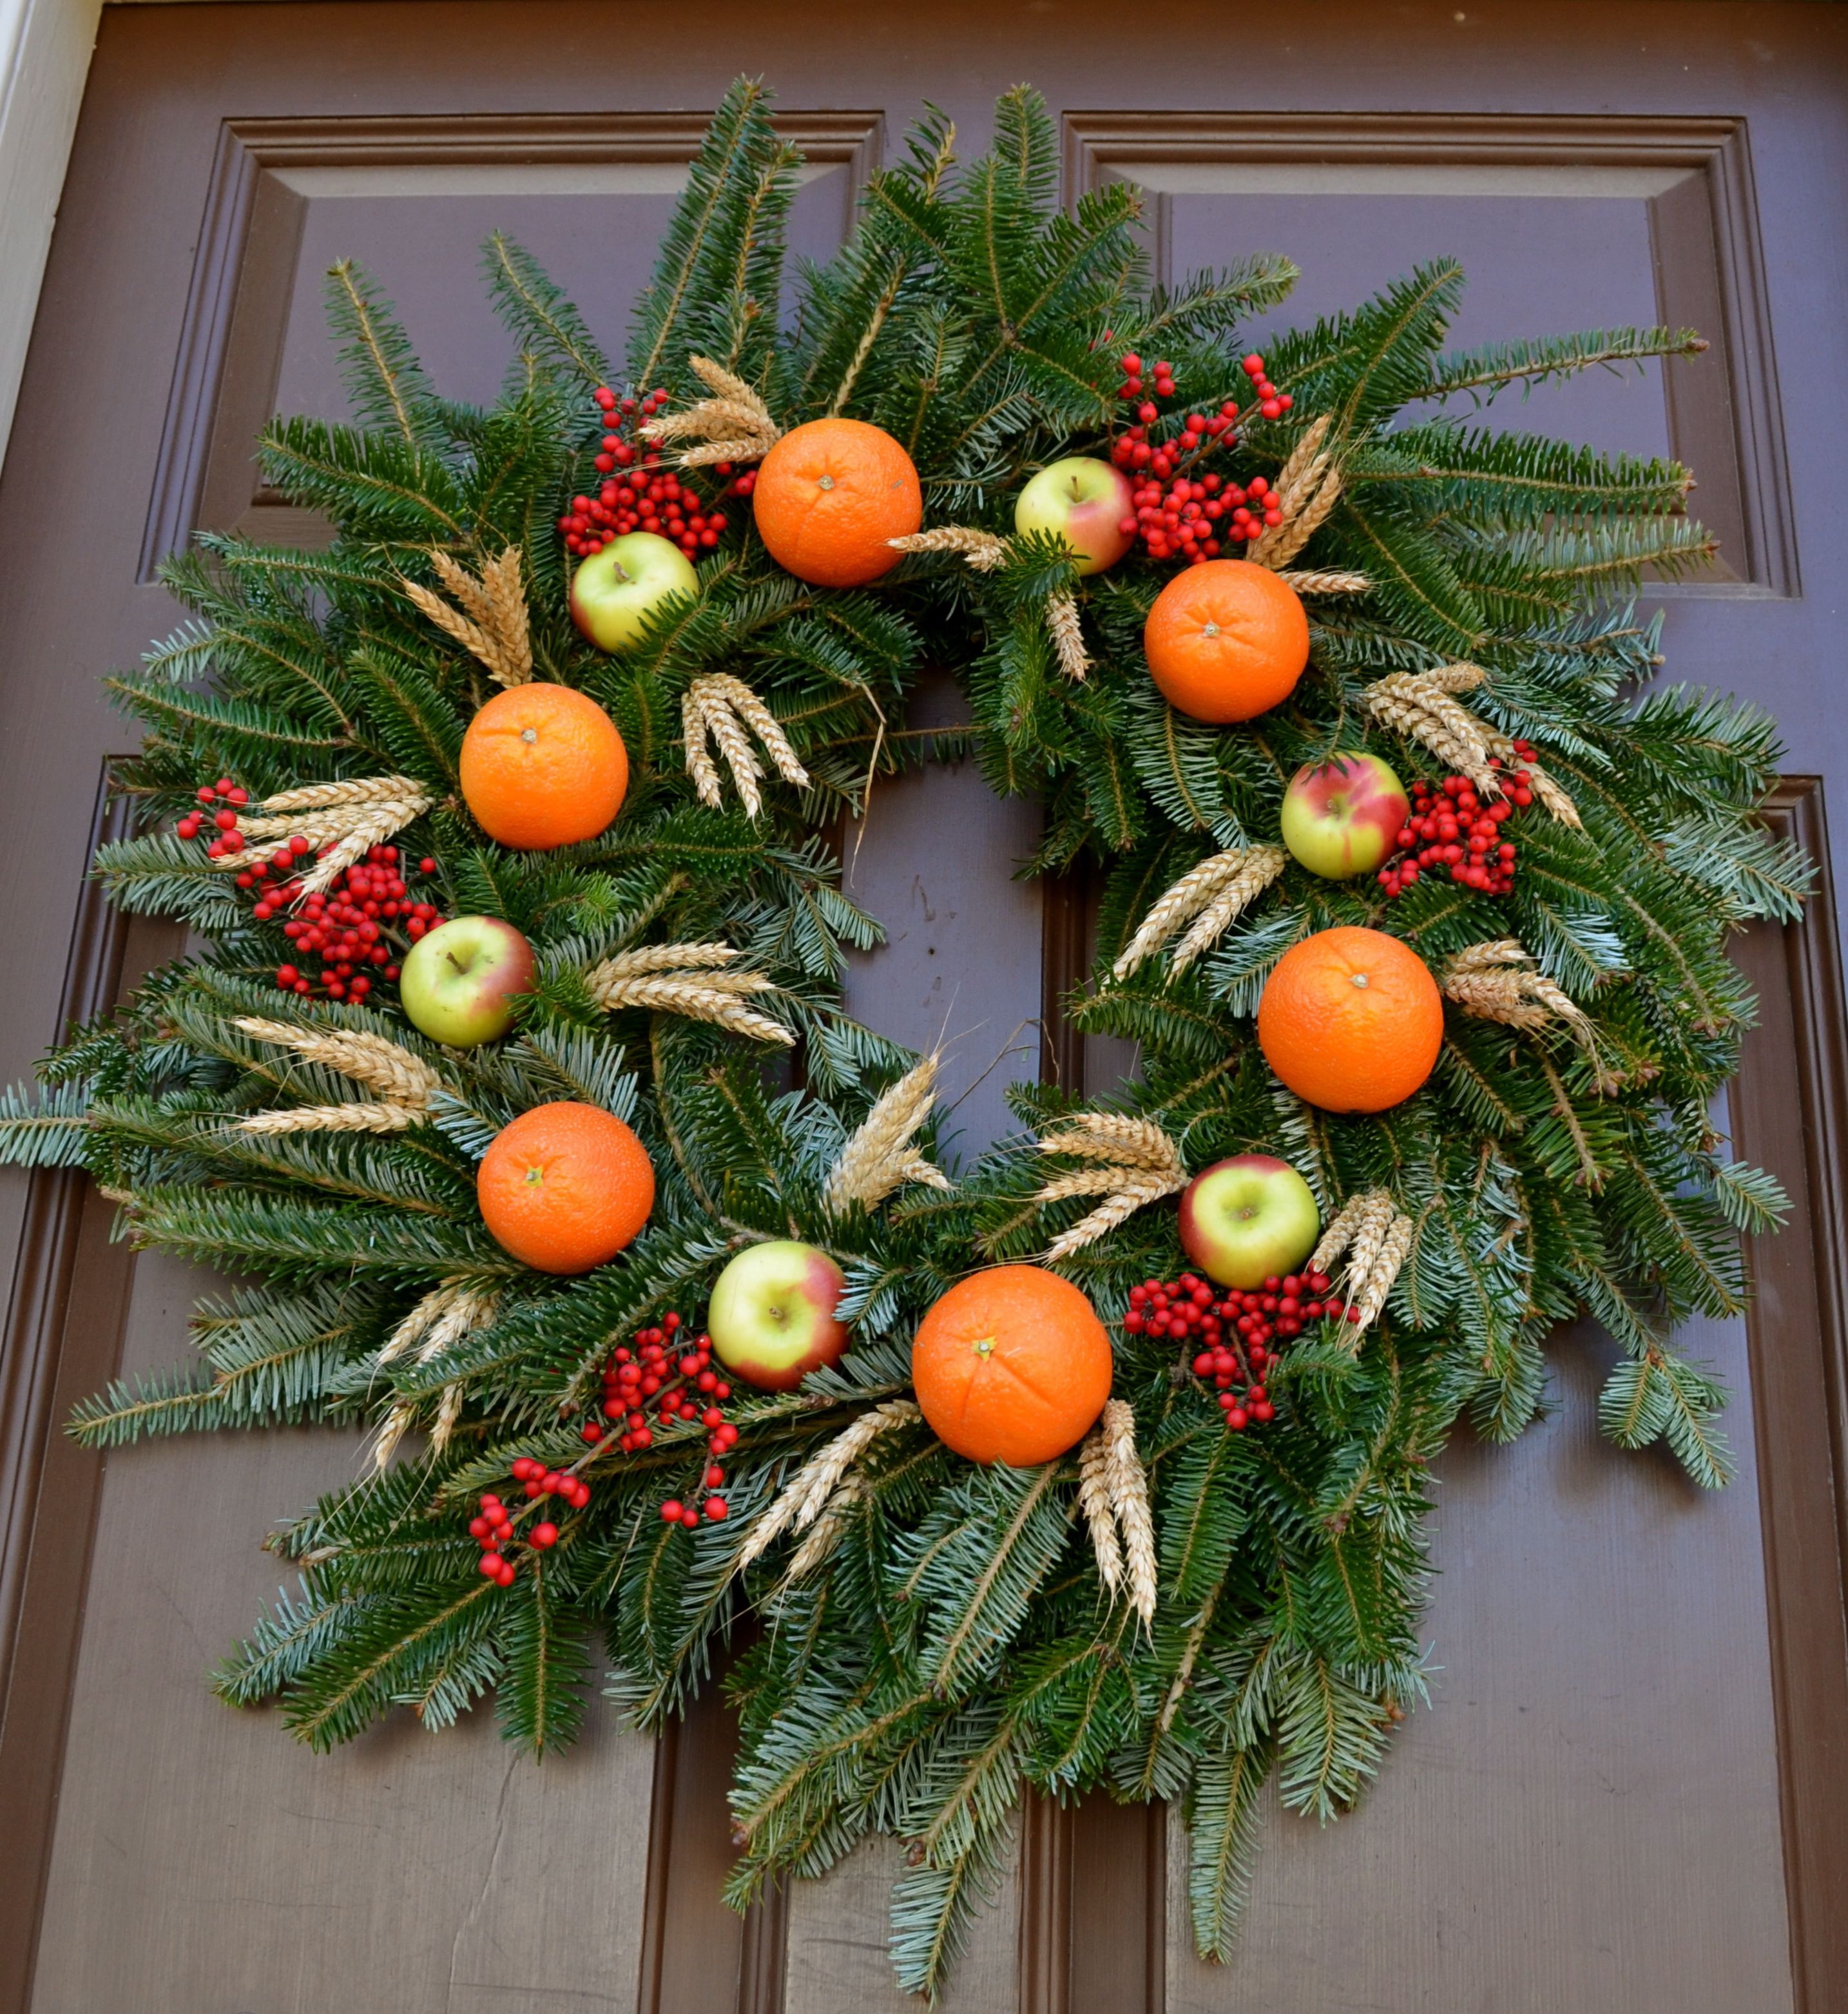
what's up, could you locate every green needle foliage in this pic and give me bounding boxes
[0,78,1801,1997]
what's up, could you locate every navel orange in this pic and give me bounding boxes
[751,417,923,588]
[477,1100,655,1274]
[1143,559,1309,723]
[460,683,628,851]
[1256,926,1444,1114]
[911,1265,1113,1468]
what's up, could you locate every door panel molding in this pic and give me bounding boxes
[1733,776,1848,2014]
[0,767,137,2013]
[139,109,883,575]
[1064,110,1796,598]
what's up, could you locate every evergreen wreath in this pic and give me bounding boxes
[2,79,1808,1997]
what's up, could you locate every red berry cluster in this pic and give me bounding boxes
[579,1310,739,1529]
[1108,352,1295,566]
[1124,1267,1356,1431]
[466,1460,588,1586]
[1376,743,1539,900]
[175,774,251,853]
[557,385,754,562]
[173,779,445,1001]
[271,851,445,1001]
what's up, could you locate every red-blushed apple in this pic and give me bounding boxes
[569,532,698,653]
[1013,456,1137,576]
[1280,753,1411,880]
[707,1240,849,1392]
[398,916,535,1048]
[1177,1155,1320,1290]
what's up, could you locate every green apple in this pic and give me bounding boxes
[1280,753,1410,879]
[707,1240,849,1392]
[398,916,535,1048]
[568,532,698,653]
[1013,456,1136,575]
[1177,1155,1320,1290]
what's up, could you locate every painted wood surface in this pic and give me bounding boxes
[3,6,1848,2011]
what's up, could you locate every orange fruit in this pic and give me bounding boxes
[911,1265,1113,1467]
[460,683,628,850]
[751,417,923,588]
[477,1100,654,1274]
[1256,926,1444,1113]
[1143,559,1309,722]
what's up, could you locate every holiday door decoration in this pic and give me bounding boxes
[0,81,1806,1999]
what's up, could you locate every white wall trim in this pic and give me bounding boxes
[0,0,101,474]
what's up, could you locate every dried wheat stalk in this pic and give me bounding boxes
[1039,1111,1184,1171]
[1112,844,1288,980]
[1250,416,1342,570]
[417,1284,500,1365]
[1362,668,1502,794]
[1309,1189,1396,1280]
[1102,1398,1158,1626]
[1349,1214,1414,1334]
[1275,568,1374,595]
[376,1284,498,1457]
[596,941,742,977]
[738,1399,920,1569]
[640,356,782,466]
[890,1153,952,1194]
[220,775,436,897]
[886,526,1010,571]
[1035,1113,1188,1261]
[378,1280,494,1366]
[682,672,810,819]
[783,1475,865,1583]
[233,1015,439,1131]
[236,1101,428,1135]
[1309,1189,1415,1345]
[371,1402,414,1472]
[1443,939,1596,1044]
[400,544,532,687]
[584,979,785,1047]
[429,1381,465,1453]
[1045,588,1089,682]
[1077,1423,1122,1594]
[583,950,793,1046]
[824,1056,948,1214]
[256,775,429,815]
[234,1016,441,1106]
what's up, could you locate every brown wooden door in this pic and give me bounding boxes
[2,6,1845,2011]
